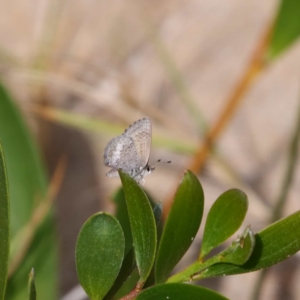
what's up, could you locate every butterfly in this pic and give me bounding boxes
[104,118,154,184]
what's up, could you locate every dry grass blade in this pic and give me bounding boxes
[8,155,67,277]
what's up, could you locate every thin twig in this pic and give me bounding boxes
[251,96,300,300]
[188,23,273,174]
[163,20,274,219]
[270,100,300,223]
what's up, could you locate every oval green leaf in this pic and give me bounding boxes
[119,170,157,284]
[0,144,9,300]
[136,283,228,300]
[268,0,300,59]
[200,189,248,259]
[200,211,300,278]
[155,170,204,284]
[76,213,125,300]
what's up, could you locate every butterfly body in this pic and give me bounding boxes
[104,118,153,183]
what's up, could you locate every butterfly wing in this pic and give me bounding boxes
[123,118,151,168]
[104,135,141,173]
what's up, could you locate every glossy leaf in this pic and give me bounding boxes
[107,195,163,299]
[0,144,9,300]
[142,202,164,289]
[119,170,157,284]
[155,170,204,284]
[104,188,135,300]
[0,83,57,300]
[200,189,248,259]
[103,248,135,300]
[268,0,300,59]
[200,211,300,278]
[76,213,125,300]
[217,226,255,265]
[114,188,162,253]
[113,188,133,253]
[27,269,36,300]
[136,283,228,300]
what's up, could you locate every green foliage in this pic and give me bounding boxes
[76,213,125,300]
[27,269,36,300]
[119,170,157,285]
[216,226,255,265]
[155,170,204,284]
[199,210,300,278]
[73,170,300,299]
[0,82,57,300]
[200,189,248,259]
[104,191,163,299]
[268,0,300,59]
[136,283,228,300]
[0,144,9,300]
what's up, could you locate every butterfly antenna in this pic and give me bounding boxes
[149,159,171,171]
[157,159,172,164]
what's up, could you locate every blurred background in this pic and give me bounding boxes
[0,0,300,299]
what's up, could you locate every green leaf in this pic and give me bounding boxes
[113,188,161,254]
[199,211,300,278]
[0,144,9,300]
[119,170,157,284]
[27,269,36,300]
[113,188,133,254]
[106,194,163,299]
[103,248,135,300]
[136,283,228,300]
[0,82,57,300]
[268,0,300,59]
[200,189,248,259]
[153,202,163,229]
[155,170,204,284]
[167,226,256,283]
[76,213,125,300]
[217,226,255,265]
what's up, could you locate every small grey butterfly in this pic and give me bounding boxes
[104,118,154,184]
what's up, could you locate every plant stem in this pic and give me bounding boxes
[251,97,300,300]
[166,256,221,283]
[119,282,144,300]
